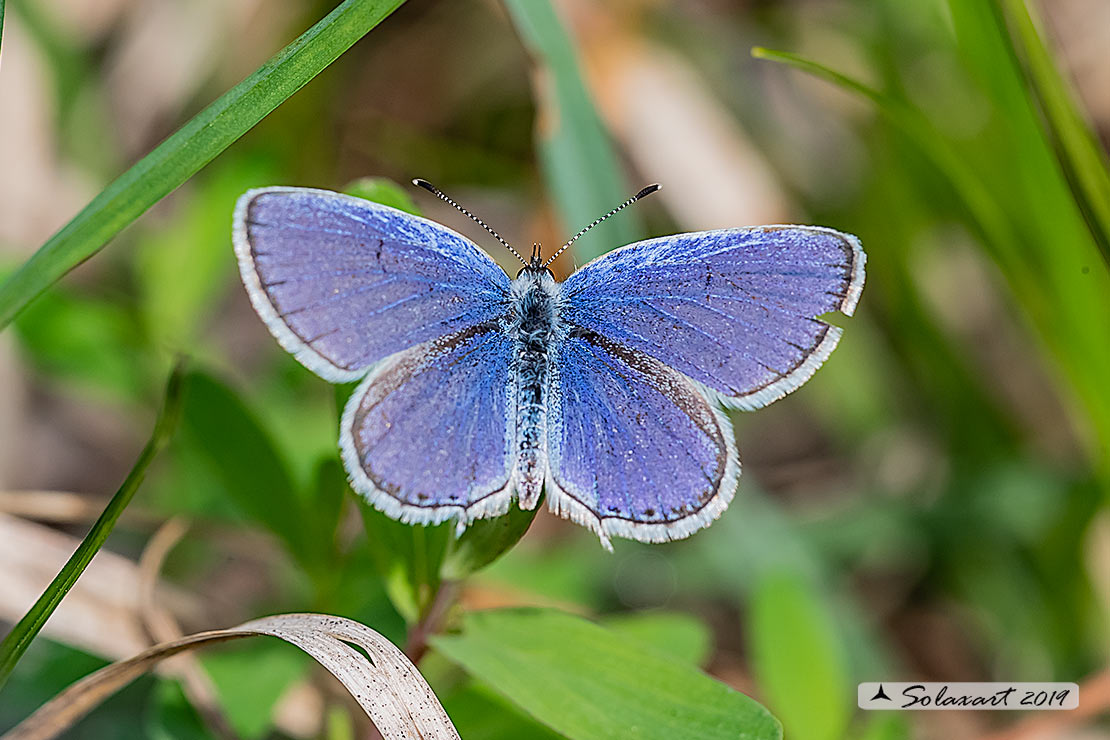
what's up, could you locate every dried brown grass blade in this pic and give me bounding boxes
[2,613,461,740]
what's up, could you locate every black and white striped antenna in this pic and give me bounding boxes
[542,184,661,269]
[413,178,527,267]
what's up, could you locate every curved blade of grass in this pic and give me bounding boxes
[0,362,187,691]
[750,48,1020,275]
[0,0,6,56]
[997,0,1110,264]
[503,0,641,264]
[2,613,461,740]
[752,46,1110,482]
[0,0,406,331]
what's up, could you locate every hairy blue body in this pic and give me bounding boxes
[507,268,560,509]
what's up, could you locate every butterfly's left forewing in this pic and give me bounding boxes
[234,187,510,382]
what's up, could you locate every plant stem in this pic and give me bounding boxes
[404,580,459,666]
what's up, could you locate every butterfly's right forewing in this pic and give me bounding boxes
[559,226,864,410]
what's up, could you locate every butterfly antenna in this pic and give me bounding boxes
[542,183,661,269]
[412,178,527,266]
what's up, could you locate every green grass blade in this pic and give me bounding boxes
[750,48,1019,272]
[502,0,641,264]
[0,362,187,691]
[752,46,1110,481]
[0,0,6,56]
[997,0,1110,264]
[0,0,406,331]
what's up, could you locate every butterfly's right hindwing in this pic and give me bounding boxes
[545,329,738,549]
[233,187,511,382]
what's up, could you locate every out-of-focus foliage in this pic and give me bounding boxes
[1,0,1108,737]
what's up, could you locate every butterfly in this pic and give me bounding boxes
[232,180,865,550]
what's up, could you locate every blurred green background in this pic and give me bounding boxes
[0,0,1108,738]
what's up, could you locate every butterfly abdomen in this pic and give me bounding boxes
[509,270,560,510]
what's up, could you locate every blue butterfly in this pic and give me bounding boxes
[233,181,865,550]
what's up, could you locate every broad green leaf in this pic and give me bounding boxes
[432,607,781,740]
[602,611,712,666]
[502,0,641,264]
[0,0,407,330]
[343,177,420,214]
[441,499,539,580]
[356,499,451,625]
[202,643,308,739]
[748,571,850,740]
[0,364,186,690]
[440,681,564,740]
[178,370,317,568]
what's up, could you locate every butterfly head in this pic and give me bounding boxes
[518,242,553,278]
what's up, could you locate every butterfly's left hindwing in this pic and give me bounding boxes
[341,322,516,526]
[233,187,510,382]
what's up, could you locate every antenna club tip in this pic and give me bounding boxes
[635,183,662,200]
[412,178,435,191]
